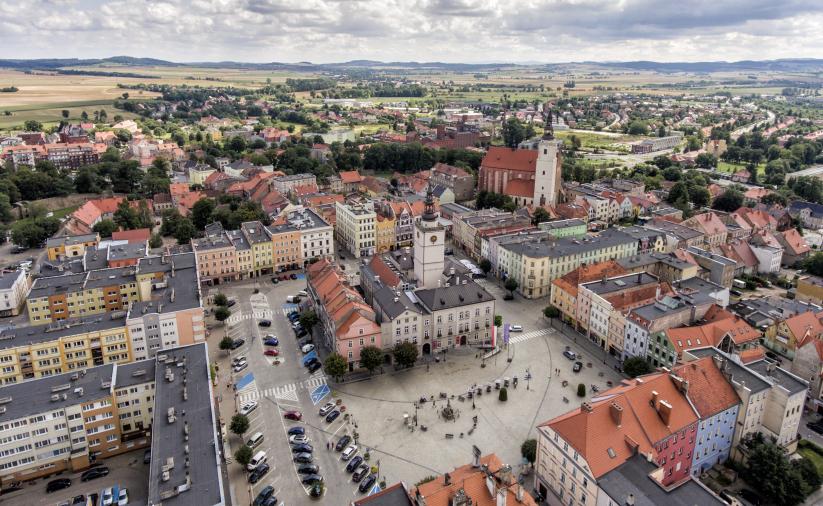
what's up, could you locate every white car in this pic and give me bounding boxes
[232,356,247,366]
[289,434,309,445]
[341,444,358,461]
[319,402,336,416]
[240,401,258,416]
[301,344,315,354]
[118,488,129,506]
[101,488,114,506]
[510,325,523,332]
[233,362,248,373]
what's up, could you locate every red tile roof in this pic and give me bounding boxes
[339,170,363,184]
[779,228,810,256]
[672,358,740,417]
[504,178,535,198]
[481,146,537,173]
[111,228,151,243]
[665,313,760,354]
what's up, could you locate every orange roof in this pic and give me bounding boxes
[779,228,810,256]
[111,228,151,243]
[368,256,401,287]
[169,183,190,199]
[432,162,470,178]
[414,454,536,506]
[744,187,773,200]
[719,240,758,269]
[305,194,344,207]
[71,197,125,226]
[605,283,671,311]
[797,332,823,361]
[734,207,777,230]
[665,314,760,354]
[339,170,363,184]
[739,346,767,364]
[784,310,823,342]
[552,260,628,299]
[504,178,535,198]
[481,146,537,172]
[672,357,740,417]
[684,212,727,236]
[176,190,207,214]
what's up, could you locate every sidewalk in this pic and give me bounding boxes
[549,318,625,374]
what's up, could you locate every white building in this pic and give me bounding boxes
[413,187,446,289]
[533,138,563,207]
[0,269,30,317]
[334,200,376,258]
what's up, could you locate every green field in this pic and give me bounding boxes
[717,160,766,176]
[798,445,823,476]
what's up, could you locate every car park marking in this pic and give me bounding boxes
[310,384,331,405]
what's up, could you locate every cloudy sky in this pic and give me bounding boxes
[1,0,822,63]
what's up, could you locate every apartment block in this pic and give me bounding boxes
[0,269,31,317]
[46,234,100,262]
[335,200,376,258]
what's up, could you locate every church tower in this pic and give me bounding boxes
[413,183,445,289]
[533,126,563,207]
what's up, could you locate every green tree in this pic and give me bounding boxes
[667,182,689,205]
[213,293,228,307]
[149,233,163,249]
[531,207,551,225]
[393,341,419,368]
[0,193,13,223]
[695,153,717,169]
[504,278,519,296]
[711,188,744,212]
[92,219,119,238]
[498,387,508,401]
[323,352,348,381]
[113,199,141,230]
[577,383,586,397]
[214,306,231,323]
[219,336,234,353]
[61,110,70,119]
[744,439,808,505]
[689,186,711,208]
[494,315,503,328]
[298,310,319,332]
[160,209,183,237]
[543,306,560,319]
[359,346,383,375]
[234,445,253,467]
[229,414,249,436]
[23,120,42,132]
[623,356,652,378]
[174,217,196,244]
[501,117,534,148]
[11,217,59,248]
[478,258,492,275]
[802,252,823,277]
[627,120,648,135]
[521,439,537,465]
[228,136,247,152]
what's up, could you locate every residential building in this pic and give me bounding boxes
[376,212,397,254]
[192,229,238,285]
[550,261,627,325]
[645,219,705,249]
[272,173,317,195]
[429,162,474,202]
[187,162,216,186]
[682,212,727,246]
[0,269,31,317]
[339,170,363,193]
[796,275,823,305]
[791,336,823,411]
[631,135,682,153]
[685,246,736,288]
[537,219,586,239]
[46,234,100,262]
[617,252,698,284]
[454,208,534,260]
[335,200,376,258]
[789,201,823,230]
[777,228,811,266]
[241,221,273,276]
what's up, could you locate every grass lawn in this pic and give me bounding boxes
[50,205,80,219]
[798,446,823,476]
[717,160,766,176]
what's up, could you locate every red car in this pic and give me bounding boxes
[284,410,302,421]
[264,350,279,357]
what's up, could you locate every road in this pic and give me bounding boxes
[731,109,775,139]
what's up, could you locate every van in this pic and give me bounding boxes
[247,450,267,471]
[246,432,264,449]
[286,295,301,304]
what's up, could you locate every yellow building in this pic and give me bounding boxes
[242,222,274,276]
[375,213,397,254]
[0,315,133,385]
[46,233,100,261]
[269,225,302,272]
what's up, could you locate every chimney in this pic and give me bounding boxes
[610,402,623,426]
[626,493,636,506]
[651,390,659,407]
[581,401,593,413]
[444,472,451,486]
[658,399,673,425]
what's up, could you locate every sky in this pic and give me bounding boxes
[1,0,822,63]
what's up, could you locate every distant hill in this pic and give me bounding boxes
[1,56,822,74]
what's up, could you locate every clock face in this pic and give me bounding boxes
[430,235,437,243]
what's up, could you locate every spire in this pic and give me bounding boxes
[422,181,437,221]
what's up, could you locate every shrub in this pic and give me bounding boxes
[577,383,586,397]
[499,387,508,401]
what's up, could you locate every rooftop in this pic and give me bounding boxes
[685,348,771,393]
[414,276,495,312]
[581,272,658,296]
[46,233,99,248]
[617,252,694,271]
[747,359,808,395]
[0,269,25,290]
[0,313,127,350]
[107,241,148,262]
[501,228,636,259]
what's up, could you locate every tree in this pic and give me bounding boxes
[498,387,508,401]
[627,120,648,135]
[695,153,717,169]
[149,233,163,249]
[113,199,142,230]
[214,306,231,323]
[359,346,383,375]
[0,194,12,223]
[229,414,249,436]
[622,356,652,378]
[544,306,560,319]
[174,217,196,244]
[23,120,42,132]
[219,336,234,353]
[92,219,119,238]
[744,439,809,505]
[501,117,534,148]
[504,278,519,296]
[689,186,711,208]
[324,352,348,381]
[61,110,69,119]
[794,457,822,493]
[393,341,419,368]
[298,310,319,333]
[667,182,689,205]
[213,293,228,307]
[531,207,551,225]
[11,217,59,248]
[521,439,537,465]
[478,258,492,275]
[802,252,823,277]
[494,315,503,328]
[234,445,253,467]
[577,383,586,397]
[191,198,216,230]
[712,188,744,212]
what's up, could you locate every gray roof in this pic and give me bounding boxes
[115,358,157,389]
[137,252,197,275]
[29,272,89,299]
[686,348,771,393]
[192,232,234,252]
[226,229,251,250]
[789,200,823,219]
[39,258,86,277]
[148,343,224,506]
[0,269,24,290]
[630,296,692,325]
[581,272,658,296]
[240,221,271,244]
[83,247,109,271]
[275,172,315,182]
[687,246,737,267]
[598,454,724,506]
[500,228,636,259]
[107,242,148,262]
[353,482,414,506]
[747,360,808,395]
[0,363,116,422]
[129,256,201,317]
[618,252,693,271]
[439,202,473,216]
[414,276,495,311]
[539,218,586,230]
[84,266,137,290]
[373,286,423,320]
[674,277,725,306]
[621,226,665,241]
[46,233,98,248]
[0,314,127,350]
[646,219,703,241]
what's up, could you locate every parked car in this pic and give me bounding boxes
[573,361,583,373]
[807,421,823,435]
[305,357,320,367]
[258,319,272,327]
[290,274,297,280]
[289,434,309,445]
[297,464,319,475]
[341,444,358,461]
[301,474,323,485]
[352,465,370,483]
[359,474,377,493]
[263,336,279,346]
[307,361,322,373]
[226,299,237,308]
[264,350,279,357]
[143,449,151,464]
[239,401,258,416]
[248,463,270,484]
[346,455,364,472]
[284,410,302,421]
[270,277,279,284]
[335,435,351,451]
[46,479,72,493]
[297,290,308,297]
[296,330,308,339]
[81,467,109,481]
[510,324,523,332]
[101,488,114,506]
[253,485,275,506]
[319,402,336,416]
[309,482,323,498]
[72,495,86,505]
[326,410,341,423]
[301,344,315,354]
[232,355,246,365]
[739,489,762,506]
[287,426,305,436]
[293,452,313,464]
[563,350,576,360]
[230,338,245,350]
[291,443,313,453]
[117,488,128,506]
[233,362,249,373]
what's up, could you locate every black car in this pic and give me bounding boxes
[739,489,762,506]
[230,338,245,350]
[288,426,305,436]
[807,421,823,435]
[72,495,86,505]
[143,449,151,464]
[298,337,313,348]
[81,466,109,481]
[227,299,237,307]
[326,410,341,423]
[358,474,377,493]
[253,485,275,506]
[248,463,270,484]
[301,474,323,485]
[291,443,313,453]
[352,464,370,483]
[573,361,583,373]
[305,356,319,366]
[271,277,279,284]
[293,452,313,464]
[297,464,319,475]
[296,330,308,338]
[287,312,299,320]
[307,361,322,373]
[335,435,351,451]
[346,455,364,473]
[309,482,323,498]
[46,478,72,493]
[258,319,272,327]
[290,274,298,280]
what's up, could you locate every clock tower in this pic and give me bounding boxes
[414,183,445,289]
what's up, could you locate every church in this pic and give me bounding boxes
[360,185,497,357]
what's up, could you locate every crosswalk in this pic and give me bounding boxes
[237,374,328,404]
[507,328,552,345]
[226,310,273,325]
[282,303,299,316]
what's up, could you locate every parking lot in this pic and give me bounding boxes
[207,270,622,504]
[1,451,149,506]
